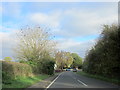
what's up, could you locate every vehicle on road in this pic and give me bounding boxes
[73,68,77,72]
[66,67,72,71]
[66,68,71,71]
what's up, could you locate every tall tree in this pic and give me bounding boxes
[55,51,73,69]
[65,52,73,67]
[83,24,119,78]
[71,53,82,68]
[14,26,56,65]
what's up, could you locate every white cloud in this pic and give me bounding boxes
[0,32,13,59]
[56,39,81,50]
[56,38,96,57]
[55,7,117,37]
[28,4,117,38]
[0,5,2,13]
[1,2,118,58]
[29,11,61,28]
[0,26,18,59]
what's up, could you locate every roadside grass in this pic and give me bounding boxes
[77,71,120,85]
[2,74,50,88]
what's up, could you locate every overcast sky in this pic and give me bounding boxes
[0,2,118,59]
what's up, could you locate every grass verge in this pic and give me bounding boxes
[2,74,50,88]
[77,71,120,85]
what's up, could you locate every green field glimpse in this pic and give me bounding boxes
[2,74,49,88]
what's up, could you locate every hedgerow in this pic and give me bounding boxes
[2,61,33,84]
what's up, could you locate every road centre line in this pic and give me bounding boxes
[45,72,63,90]
[77,80,88,86]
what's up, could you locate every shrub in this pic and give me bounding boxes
[2,61,33,83]
[40,58,55,75]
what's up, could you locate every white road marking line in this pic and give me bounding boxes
[77,80,88,86]
[45,72,63,90]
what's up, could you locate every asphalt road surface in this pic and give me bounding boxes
[48,71,119,88]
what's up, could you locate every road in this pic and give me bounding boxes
[48,71,119,89]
